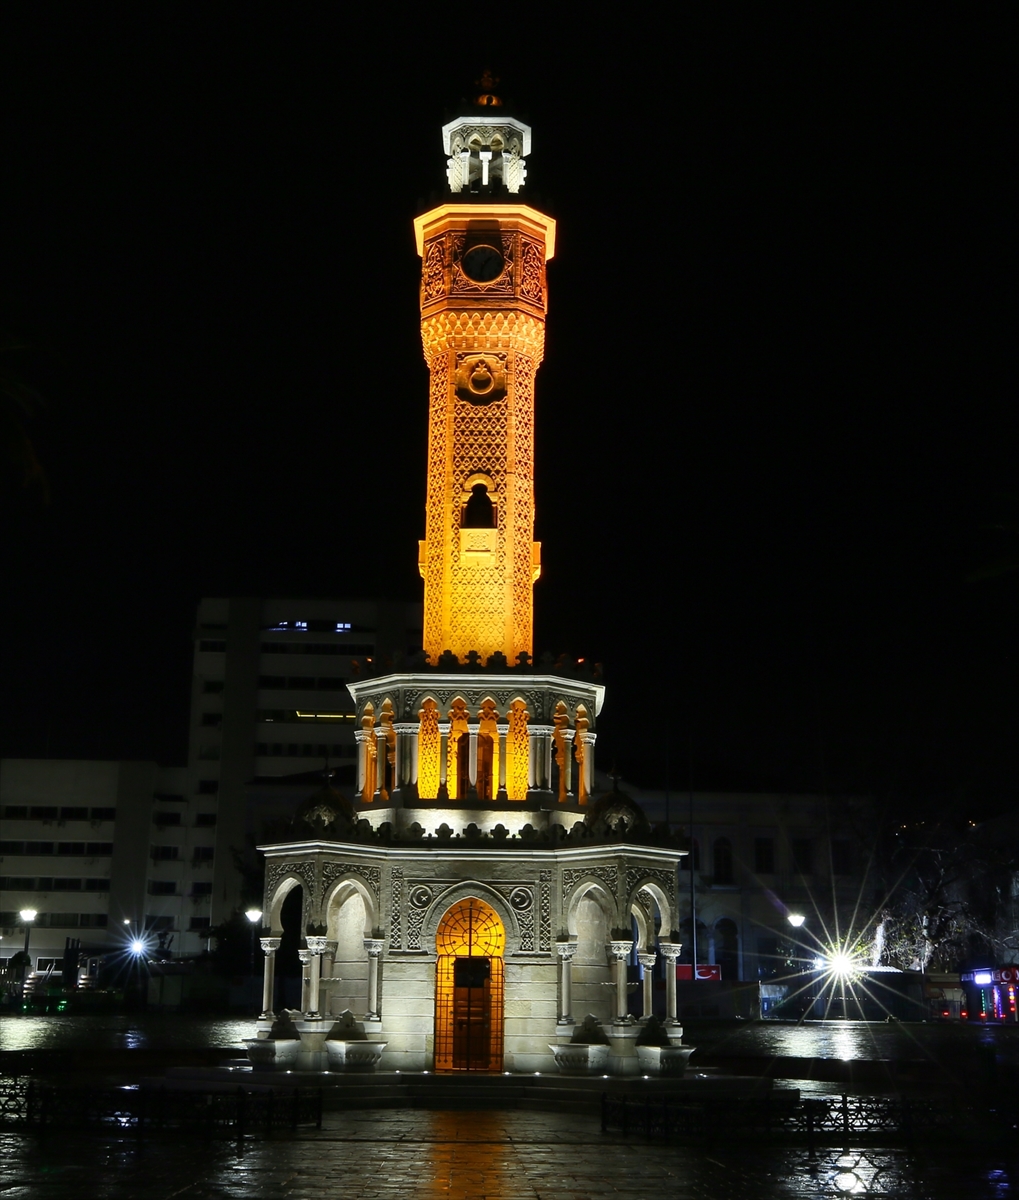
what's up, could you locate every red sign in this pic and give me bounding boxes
[996,967,1019,984]
[675,964,722,981]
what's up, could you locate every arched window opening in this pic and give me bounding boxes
[434,898,505,1072]
[447,699,469,801]
[713,838,734,885]
[276,885,304,1010]
[462,483,495,528]
[477,699,498,801]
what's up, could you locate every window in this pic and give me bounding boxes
[30,806,58,820]
[199,639,226,652]
[60,807,88,821]
[258,675,287,689]
[831,840,853,876]
[24,842,55,855]
[316,678,348,690]
[151,846,179,861]
[80,913,108,928]
[47,914,80,928]
[191,882,213,896]
[148,881,177,896]
[145,915,175,931]
[52,878,82,890]
[202,681,224,694]
[90,808,116,822]
[56,843,86,856]
[200,713,222,728]
[0,841,24,854]
[195,813,217,827]
[0,876,34,890]
[189,916,211,931]
[192,847,214,863]
[84,878,111,891]
[2,806,28,819]
[86,842,113,856]
[154,812,181,827]
[197,780,219,795]
[754,838,776,874]
[288,677,316,689]
[713,838,734,885]
[792,839,813,875]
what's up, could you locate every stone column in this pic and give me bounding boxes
[582,730,597,798]
[298,948,312,1013]
[304,936,329,1018]
[259,937,280,1018]
[373,730,388,799]
[437,721,450,799]
[556,941,578,1024]
[496,723,509,801]
[363,938,384,1018]
[659,942,682,1024]
[467,723,479,791]
[562,729,575,798]
[608,941,634,1022]
[527,724,553,795]
[355,730,368,797]
[638,952,657,1020]
[393,723,418,801]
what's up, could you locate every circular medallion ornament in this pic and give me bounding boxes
[410,885,433,909]
[462,244,504,283]
[509,887,533,911]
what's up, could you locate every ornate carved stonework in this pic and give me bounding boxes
[625,867,678,914]
[562,865,619,906]
[389,867,404,949]
[266,861,316,906]
[539,869,553,952]
[321,862,382,903]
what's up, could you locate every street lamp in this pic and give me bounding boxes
[19,909,37,998]
[787,913,806,928]
[245,908,262,1003]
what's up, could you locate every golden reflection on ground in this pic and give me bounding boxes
[424,1111,512,1199]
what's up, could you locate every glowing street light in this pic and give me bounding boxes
[18,909,38,997]
[245,908,263,999]
[787,913,806,928]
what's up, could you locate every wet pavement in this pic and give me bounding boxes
[1,1107,1015,1199]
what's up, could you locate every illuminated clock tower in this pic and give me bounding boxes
[414,107,554,663]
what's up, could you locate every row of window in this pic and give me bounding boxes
[681,837,854,881]
[143,915,211,932]
[148,881,213,897]
[264,620,359,634]
[151,846,214,862]
[257,709,356,724]
[153,811,217,825]
[0,877,110,892]
[261,641,373,656]
[257,676,350,691]
[256,743,357,759]
[0,912,109,929]
[0,842,114,857]
[2,806,116,822]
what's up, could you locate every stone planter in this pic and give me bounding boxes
[635,1045,696,1076]
[325,1040,388,1072]
[548,1043,611,1075]
[244,1038,300,1071]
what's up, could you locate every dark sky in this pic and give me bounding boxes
[3,14,1015,812]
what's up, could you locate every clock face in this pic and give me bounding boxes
[462,244,505,283]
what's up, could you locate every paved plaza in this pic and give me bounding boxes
[1,1107,1014,1199]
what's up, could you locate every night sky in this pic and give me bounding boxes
[3,15,1014,814]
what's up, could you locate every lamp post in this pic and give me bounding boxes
[245,908,262,1010]
[19,909,37,999]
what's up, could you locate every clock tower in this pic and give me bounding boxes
[414,104,555,663]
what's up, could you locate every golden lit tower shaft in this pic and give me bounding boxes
[415,114,554,663]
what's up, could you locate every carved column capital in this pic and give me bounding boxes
[306,936,329,955]
[637,953,657,969]
[297,949,313,966]
[607,940,633,961]
[259,937,281,954]
[555,941,578,961]
[363,938,385,958]
[658,941,682,962]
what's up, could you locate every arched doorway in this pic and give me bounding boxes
[434,898,505,1072]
